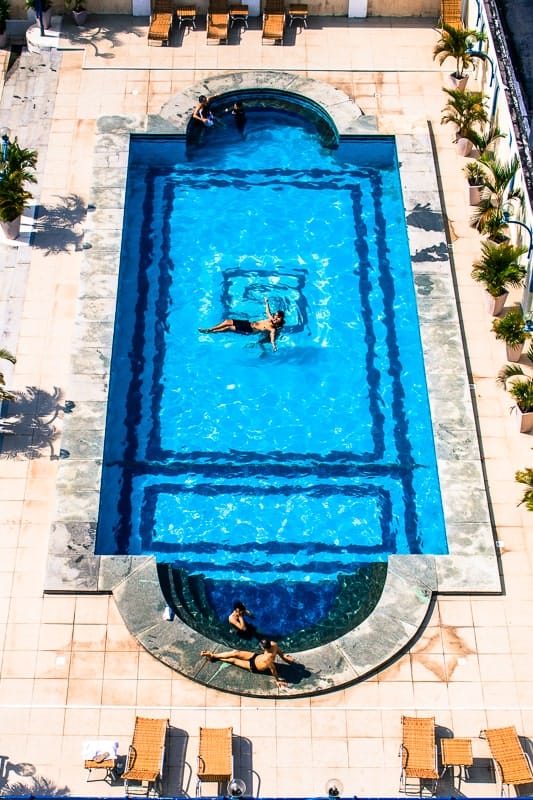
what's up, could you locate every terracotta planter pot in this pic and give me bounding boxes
[468,183,483,205]
[456,137,474,157]
[72,8,88,24]
[0,216,22,240]
[506,342,525,362]
[483,290,508,317]
[448,73,469,91]
[515,409,533,434]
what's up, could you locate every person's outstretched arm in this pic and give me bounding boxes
[265,297,274,320]
[276,646,295,664]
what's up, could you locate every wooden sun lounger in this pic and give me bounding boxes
[482,726,533,795]
[123,717,169,796]
[399,716,438,795]
[439,0,462,28]
[207,3,229,43]
[196,727,233,796]
[148,0,173,45]
[262,9,284,43]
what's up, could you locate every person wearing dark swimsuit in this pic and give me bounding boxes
[199,297,285,352]
[200,638,295,688]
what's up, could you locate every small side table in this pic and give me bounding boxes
[440,738,473,788]
[229,5,249,27]
[176,5,197,30]
[287,3,308,26]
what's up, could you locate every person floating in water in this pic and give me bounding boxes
[199,297,285,352]
[229,600,257,639]
[201,638,295,688]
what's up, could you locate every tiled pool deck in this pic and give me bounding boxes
[1,11,533,797]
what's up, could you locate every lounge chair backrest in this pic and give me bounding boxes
[483,726,533,787]
[123,717,169,794]
[440,0,462,28]
[399,716,438,794]
[197,726,233,783]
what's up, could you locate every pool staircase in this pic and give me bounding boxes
[156,562,387,651]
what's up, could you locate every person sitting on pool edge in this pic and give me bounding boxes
[228,600,257,640]
[199,297,285,352]
[201,638,295,688]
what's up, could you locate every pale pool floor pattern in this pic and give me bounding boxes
[0,14,531,796]
[44,72,498,697]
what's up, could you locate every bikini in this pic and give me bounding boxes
[249,653,261,674]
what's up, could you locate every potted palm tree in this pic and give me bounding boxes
[441,88,489,156]
[466,123,505,157]
[470,152,524,240]
[515,467,533,508]
[433,23,486,90]
[471,240,527,315]
[497,364,533,433]
[492,307,529,362]
[465,160,485,206]
[0,137,38,241]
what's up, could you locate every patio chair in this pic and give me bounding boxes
[439,0,462,28]
[207,1,229,43]
[399,716,438,795]
[196,726,233,796]
[481,725,533,795]
[122,717,169,796]
[148,0,173,45]
[262,0,284,45]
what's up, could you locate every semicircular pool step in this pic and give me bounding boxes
[157,563,236,644]
[157,561,388,651]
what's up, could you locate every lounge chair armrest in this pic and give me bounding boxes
[125,744,137,773]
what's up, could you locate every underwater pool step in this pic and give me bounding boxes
[158,564,236,644]
[155,561,389,651]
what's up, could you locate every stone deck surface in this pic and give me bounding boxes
[0,11,532,798]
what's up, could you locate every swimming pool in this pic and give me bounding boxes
[96,99,447,644]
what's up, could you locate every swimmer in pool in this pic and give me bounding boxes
[192,94,215,126]
[200,638,295,688]
[199,297,285,352]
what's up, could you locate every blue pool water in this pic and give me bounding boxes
[97,101,446,640]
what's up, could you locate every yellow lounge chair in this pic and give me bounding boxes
[207,1,229,43]
[148,0,173,45]
[123,717,169,796]
[399,716,438,795]
[196,726,233,796]
[439,0,462,28]
[262,1,284,45]
[481,726,533,795]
